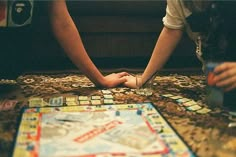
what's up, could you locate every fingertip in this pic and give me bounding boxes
[119,72,129,76]
[213,65,222,73]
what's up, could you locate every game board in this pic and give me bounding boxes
[12,102,195,157]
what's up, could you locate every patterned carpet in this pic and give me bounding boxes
[0,72,235,157]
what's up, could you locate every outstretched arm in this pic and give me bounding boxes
[142,27,183,83]
[48,0,127,88]
[124,27,183,88]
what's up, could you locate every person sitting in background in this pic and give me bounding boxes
[48,0,128,88]
[124,0,236,108]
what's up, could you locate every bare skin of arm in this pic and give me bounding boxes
[48,0,128,88]
[124,27,183,88]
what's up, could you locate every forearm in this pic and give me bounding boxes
[48,1,105,86]
[142,27,183,82]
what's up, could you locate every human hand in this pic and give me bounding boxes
[102,72,129,88]
[213,62,236,92]
[123,74,138,88]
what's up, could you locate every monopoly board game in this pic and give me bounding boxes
[12,102,195,157]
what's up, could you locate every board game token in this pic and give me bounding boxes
[137,109,142,115]
[128,105,134,108]
[95,105,102,108]
[146,106,153,111]
[115,110,120,116]
[26,143,34,151]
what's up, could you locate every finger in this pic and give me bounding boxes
[214,62,234,74]
[216,75,236,88]
[224,83,236,92]
[109,77,127,87]
[117,77,127,84]
[118,72,129,77]
[123,81,136,88]
[214,67,236,82]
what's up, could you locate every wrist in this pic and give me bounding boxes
[94,76,107,88]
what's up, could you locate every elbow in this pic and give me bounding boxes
[50,16,71,34]
[163,27,183,38]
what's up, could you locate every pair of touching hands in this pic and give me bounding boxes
[103,72,137,88]
[107,62,236,92]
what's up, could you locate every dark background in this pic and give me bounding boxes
[0,1,199,79]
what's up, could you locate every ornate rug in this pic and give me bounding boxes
[0,72,235,157]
